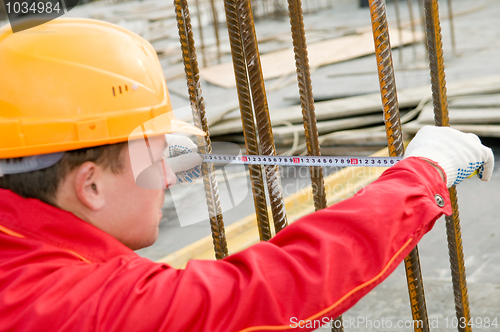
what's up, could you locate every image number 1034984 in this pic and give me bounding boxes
[1,0,80,32]
[5,1,61,14]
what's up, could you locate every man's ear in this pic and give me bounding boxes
[73,162,105,211]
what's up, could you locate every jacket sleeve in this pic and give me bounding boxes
[91,157,452,332]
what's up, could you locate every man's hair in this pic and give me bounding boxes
[0,142,127,206]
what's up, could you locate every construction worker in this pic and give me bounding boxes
[0,18,494,332]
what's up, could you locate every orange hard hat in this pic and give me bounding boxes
[0,18,205,159]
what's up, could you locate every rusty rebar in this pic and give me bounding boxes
[287,0,339,329]
[424,1,472,331]
[425,0,448,123]
[242,1,288,233]
[393,0,404,64]
[407,0,418,60]
[222,0,272,241]
[404,246,430,332]
[368,1,430,331]
[223,0,288,233]
[369,0,405,155]
[175,0,228,259]
[287,0,327,212]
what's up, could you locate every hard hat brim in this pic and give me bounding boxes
[0,111,206,159]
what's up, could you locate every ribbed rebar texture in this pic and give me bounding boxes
[424,1,472,331]
[228,0,288,233]
[446,187,472,332]
[175,0,228,259]
[369,0,405,156]
[404,247,430,332]
[222,0,272,241]
[287,0,337,329]
[369,1,430,331]
[287,0,327,212]
[424,0,448,125]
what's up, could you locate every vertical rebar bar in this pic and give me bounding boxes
[287,0,327,214]
[286,0,340,329]
[424,1,472,331]
[223,0,288,233]
[368,1,430,331]
[446,0,456,55]
[394,0,404,64]
[407,0,418,60]
[175,0,228,259]
[209,0,222,64]
[223,0,273,241]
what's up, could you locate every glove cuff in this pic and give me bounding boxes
[405,148,456,187]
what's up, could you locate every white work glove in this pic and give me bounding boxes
[404,126,494,188]
[164,135,203,185]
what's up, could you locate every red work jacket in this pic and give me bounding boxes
[0,158,451,331]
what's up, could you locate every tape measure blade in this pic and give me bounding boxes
[200,154,402,167]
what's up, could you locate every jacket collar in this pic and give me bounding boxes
[0,188,135,263]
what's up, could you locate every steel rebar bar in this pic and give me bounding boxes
[223,0,288,233]
[287,0,327,214]
[286,0,340,329]
[222,0,273,241]
[368,1,430,331]
[175,0,228,259]
[424,1,471,331]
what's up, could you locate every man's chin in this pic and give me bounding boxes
[129,227,160,251]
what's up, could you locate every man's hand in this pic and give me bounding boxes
[404,126,494,188]
[164,135,202,185]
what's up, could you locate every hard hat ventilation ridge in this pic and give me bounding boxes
[112,85,129,97]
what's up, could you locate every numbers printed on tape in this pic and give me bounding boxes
[201,154,402,167]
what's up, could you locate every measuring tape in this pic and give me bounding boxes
[201,154,403,167]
